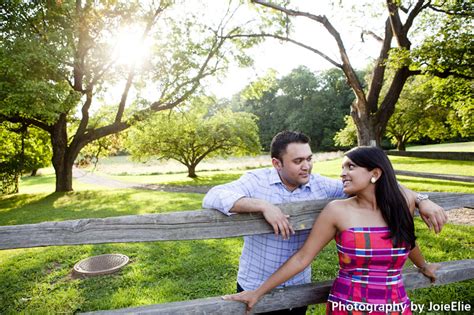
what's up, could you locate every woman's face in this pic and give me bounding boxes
[340,156,374,195]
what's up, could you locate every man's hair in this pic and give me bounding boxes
[270,131,310,161]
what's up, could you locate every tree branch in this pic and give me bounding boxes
[366,18,393,112]
[428,4,474,17]
[408,69,473,80]
[251,0,366,104]
[0,114,53,133]
[224,33,342,68]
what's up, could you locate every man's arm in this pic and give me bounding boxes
[402,186,448,233]
[202,172,294,240]
[230,198,294,240]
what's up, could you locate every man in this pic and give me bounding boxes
[203,131,447,315]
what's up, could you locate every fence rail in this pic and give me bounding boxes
[386,150,474,161]
[82,259,474,314]
[1,193,473,250]
[2,193,473,314]
[394,170,474,183]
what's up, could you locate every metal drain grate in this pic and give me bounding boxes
[73,254,129,276]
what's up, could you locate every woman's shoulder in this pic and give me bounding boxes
[326,197,354,208]
[322,198,355,217]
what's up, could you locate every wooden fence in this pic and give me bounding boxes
[386,150,474,161]
[1,193,473,314]
[394,170,474,183]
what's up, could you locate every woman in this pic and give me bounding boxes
[223,146,439,314]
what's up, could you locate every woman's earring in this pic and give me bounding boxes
[370,177,376,184]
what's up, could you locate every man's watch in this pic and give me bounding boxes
[416,193,429,205]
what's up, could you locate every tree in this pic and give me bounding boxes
[0,122,52,194]
[334,115,357,148]
[234,0,473,146]
[0,0,256,191]
[126,98,261,178]
[236,67,353,150]
[386,76,473,150]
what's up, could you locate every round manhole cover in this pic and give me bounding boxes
[73,254,129,276]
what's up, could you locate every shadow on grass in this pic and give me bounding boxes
[0,190,204,226]
[161,173,242,187]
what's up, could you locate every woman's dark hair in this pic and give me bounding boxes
[345,146,416,249]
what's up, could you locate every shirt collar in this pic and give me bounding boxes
[269,168,312,191]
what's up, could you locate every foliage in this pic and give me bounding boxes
[236,67,353,151]
[412,2,474,79]
[126,98,261,177]
[0,158,472,313]
[248,0,473,147]
[74,106,127,168]
[333,116,357,148]
[386,76,473,150]
[0,122,52,194]
[0,0,258,191]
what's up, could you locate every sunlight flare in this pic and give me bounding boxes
[111,25,150,67]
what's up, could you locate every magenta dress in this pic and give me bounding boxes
[327,227,412,315]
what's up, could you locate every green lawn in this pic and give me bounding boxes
[92,155,474,193]
[406,141,474,152]
[1,150,473,314]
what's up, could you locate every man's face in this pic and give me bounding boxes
[272,142,313,191]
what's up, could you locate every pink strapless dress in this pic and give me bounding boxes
[327,227,412,315]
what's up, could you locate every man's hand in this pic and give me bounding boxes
[262,204,295,240]
[231,198,295,240]
[418,199,448,234]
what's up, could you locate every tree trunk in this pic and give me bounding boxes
[396,139,406,151]
[51,115,76,192]
[187,164,198,178]
[351,107,381,147]
[30,169,38,176]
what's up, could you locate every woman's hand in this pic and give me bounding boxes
[419,263,441,283]
[222,290,261,314]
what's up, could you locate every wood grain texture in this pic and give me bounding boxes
[82,259,474,314]
[395,170,474,183]
[386,151,474,161]
[1,193,473,250]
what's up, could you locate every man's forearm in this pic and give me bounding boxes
[230,197,270,214]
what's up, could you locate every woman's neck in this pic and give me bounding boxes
[354,189,378,211]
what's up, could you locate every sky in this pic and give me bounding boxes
[203,0,383,99]
[105,1,384,105]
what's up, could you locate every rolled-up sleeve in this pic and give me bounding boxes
[202,173,256,216]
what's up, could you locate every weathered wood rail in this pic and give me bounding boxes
[1,192,473,314]
[82,259,474,315]
[394,170,474,183]
[1,193,473,250]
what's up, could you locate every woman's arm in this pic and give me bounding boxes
[223,201,340,312]
[400,185,447,233]
[408,245,440,282]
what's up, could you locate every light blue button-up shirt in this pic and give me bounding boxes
[202,168,345,290]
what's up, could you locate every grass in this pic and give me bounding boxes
[1,145,473,314]
[406,141,474,152]
[82,155,473,193]
[107,170,245,187]
[0,189,203,226]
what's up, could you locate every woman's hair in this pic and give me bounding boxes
[345,146,416,249]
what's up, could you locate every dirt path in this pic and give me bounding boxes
[72,167,473,225]
[72,167,211,194]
